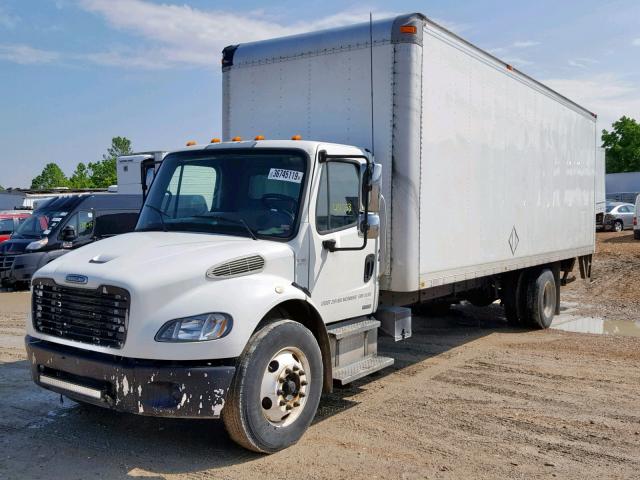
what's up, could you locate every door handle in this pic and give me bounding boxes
[364,254,375,282]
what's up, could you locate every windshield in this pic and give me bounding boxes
[136,150,307,239]
[12,211,68,239]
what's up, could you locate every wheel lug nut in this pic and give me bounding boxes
[293,401,300,407]
[285,405,293,411]
[279,400,286,406]
[285,368,292,374]
[292,365,299,371]
[299,392,306,398]
[301,380,308,386]
[298,370,305,376]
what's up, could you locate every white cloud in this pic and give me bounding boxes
[0,6,19,28]
[512,40,540,48]
[568,57,598,68]
[632,38,640,46]
[544,74,640,129]
[0,44,60,64]
[76,0,397,68]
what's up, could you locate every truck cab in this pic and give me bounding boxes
[26,139,383,452]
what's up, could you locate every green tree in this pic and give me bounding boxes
[602,116,640,173]
[30,163,69,189]
[68,162,94,189]
[88,136,133,187]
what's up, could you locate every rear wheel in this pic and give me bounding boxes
[525,269,556,329]
[502,271,526,325]
[223,320,322,453]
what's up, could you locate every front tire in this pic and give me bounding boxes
[223,320,322,453]
[614,220,624,232]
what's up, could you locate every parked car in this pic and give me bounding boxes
[634,195,640,240]
[0,194,141,288]
[602,202,636,232]
[0,211,31,244]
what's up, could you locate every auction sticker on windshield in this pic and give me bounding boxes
[268,168,303,183]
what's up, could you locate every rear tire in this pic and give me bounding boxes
[502,271,526,325]
[222,320,322,453]
[525,269,556,329]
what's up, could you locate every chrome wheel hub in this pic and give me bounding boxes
[260,347,310,427]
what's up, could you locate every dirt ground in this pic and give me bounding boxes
[1,232,639,480]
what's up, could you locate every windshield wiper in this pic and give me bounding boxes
[143,204,169,232]
[193,214,257,241]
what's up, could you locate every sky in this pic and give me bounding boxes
[1,0,639,188]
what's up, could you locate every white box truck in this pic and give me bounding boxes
[26,13,598,453]
[116,151,166,196]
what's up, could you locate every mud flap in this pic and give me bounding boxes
[578,254,592,281]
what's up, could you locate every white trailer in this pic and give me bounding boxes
[26,13,599,453]
[116,151,166,196]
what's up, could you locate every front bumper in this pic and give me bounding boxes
[25,336,236,418]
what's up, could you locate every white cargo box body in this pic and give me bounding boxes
[222,13,597,294]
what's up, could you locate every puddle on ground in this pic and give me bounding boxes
[551,316,640,337]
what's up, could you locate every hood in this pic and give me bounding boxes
[0,238,31,256]
[34,231,295,292]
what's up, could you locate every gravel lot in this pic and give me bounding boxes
[1,232,639,480]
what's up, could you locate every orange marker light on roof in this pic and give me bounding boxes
[291,134,302,140]
[400,25,417,34]
[231,136,242,141]
[186,140,197,146]
[254,135,265,140]
[506,64,514,71]
[210,138,221,143]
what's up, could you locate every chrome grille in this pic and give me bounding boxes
[0,254,15,277]
[206,255,265,278]
[32,279,130,349]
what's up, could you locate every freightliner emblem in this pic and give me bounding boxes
[65,274,88,284]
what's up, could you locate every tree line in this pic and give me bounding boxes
[602,116,640,174]
[29,137,132,190]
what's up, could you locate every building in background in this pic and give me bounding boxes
[605,172,640,204]
[0,188,108,211]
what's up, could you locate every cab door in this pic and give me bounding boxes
[308,152,377,323]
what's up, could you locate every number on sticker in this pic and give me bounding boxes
[268,168,303,183]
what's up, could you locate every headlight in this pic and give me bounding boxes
[155,313,233,342]
[26,238,48,251]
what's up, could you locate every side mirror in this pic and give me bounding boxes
[368,163,382,213]
[61,225,77,242]
[359,213,380,239]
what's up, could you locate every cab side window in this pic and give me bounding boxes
[316,162,360,233]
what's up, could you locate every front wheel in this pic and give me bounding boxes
[614,220,624,232]
[222,320,323,453]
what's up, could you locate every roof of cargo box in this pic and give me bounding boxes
[222,13,596,119]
